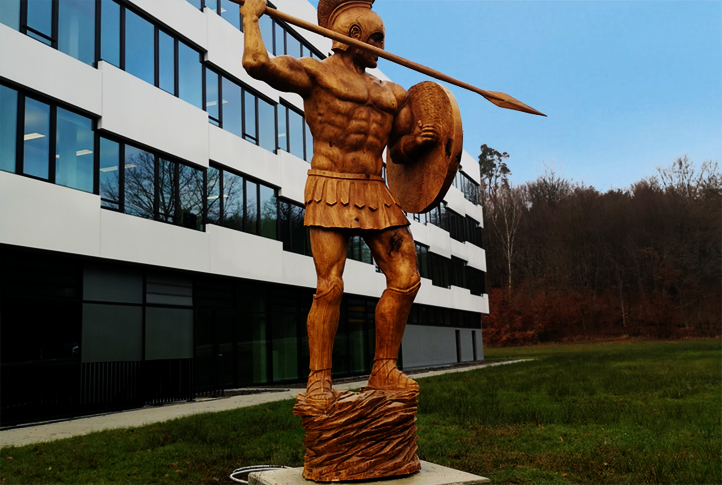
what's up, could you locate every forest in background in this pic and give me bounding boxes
[478,145,721,346]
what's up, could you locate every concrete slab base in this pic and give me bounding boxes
[248,461,490,485]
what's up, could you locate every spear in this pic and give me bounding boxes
[227,0,546,117]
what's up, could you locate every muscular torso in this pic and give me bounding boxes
[302,57,405,176]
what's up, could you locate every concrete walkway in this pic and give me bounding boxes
[0,360,529,448]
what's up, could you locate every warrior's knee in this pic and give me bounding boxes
[314,278,344,304]
[387,276,421,298]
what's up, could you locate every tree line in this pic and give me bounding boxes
[478,146,721,346]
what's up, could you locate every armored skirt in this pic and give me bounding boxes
[304,169,409,230]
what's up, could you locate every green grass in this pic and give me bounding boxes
[2,340,720,484]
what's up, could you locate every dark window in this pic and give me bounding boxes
[108,140,205,230]
[55,107,93,193]
[208,165,279,240]
[291,204,306,254]
[223,170,244,230]
[99,137,120,209]
[157,158,176,223]
[100,0,120,67]
[123,145,155,219]
[0,0,21,30]
[450,256,467,289]
[206,166,221,223]
[23,97,51,180]
[245,179,258,234]
[429,252,450,288]
[447,209,466,242]
[0,85,18,173]
[178,163,204,230]
[415,244,428,279]
[58,0,95,65]
[124,9,154,84]
[259,184,277,239]
[465,215,483,248]
[467,266,486,296]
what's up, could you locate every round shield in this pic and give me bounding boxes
[387,81,463,214]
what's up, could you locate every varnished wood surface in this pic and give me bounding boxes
[294,389,421,482]
[387,82,463,214]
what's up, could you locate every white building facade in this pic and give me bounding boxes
[0,0,487,425]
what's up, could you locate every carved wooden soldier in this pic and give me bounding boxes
[242,0,440,409]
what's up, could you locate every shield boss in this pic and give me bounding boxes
[387,81,463,214]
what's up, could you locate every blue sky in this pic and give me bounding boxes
[306,0,721,190]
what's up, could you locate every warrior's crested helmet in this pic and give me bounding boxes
[317,0,385,52]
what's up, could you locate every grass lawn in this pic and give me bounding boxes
[1,339,720,484]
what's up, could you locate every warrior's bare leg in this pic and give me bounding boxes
[363,226,421,390]
[306,227,348,407]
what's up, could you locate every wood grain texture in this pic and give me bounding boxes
[387,81,463,214]
[293,389,421,482]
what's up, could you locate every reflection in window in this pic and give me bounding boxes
[100,0,120,67]
[291,204,306,255]
[99,137,120,209]
[0,85,18,173]
[158,31,175,94]
[206,166,221,223]
[277,103,286,152]
[124,145,155,219]
[58,0,95,65]
[259,15,273,52]
[278,200,307,255]
[288,107,304,160]
[179,163,204,230]
[205,68,220,126]
[26,0,52,45]
[243,91,257,143]
[260,184,277,239]
[305,120,313,161]
[220,0,241,30]
[158,158,176,223]
[178,41,202,109]
[258,98,276,153]
[223,170,244,231]
[23,97,50,180]
[125,9,154,85]
[222,77,242,137]
[0,0,21,30]
[274,20,284,55]
[246,179,258,234]
[286,33,301,58]
[55,108,93,193]
[211,166,279,241]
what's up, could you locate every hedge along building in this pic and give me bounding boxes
[0,0,488,426]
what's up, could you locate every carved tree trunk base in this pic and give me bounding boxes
[293,388,421,482]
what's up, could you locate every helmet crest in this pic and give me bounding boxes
[317,0,375,30]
